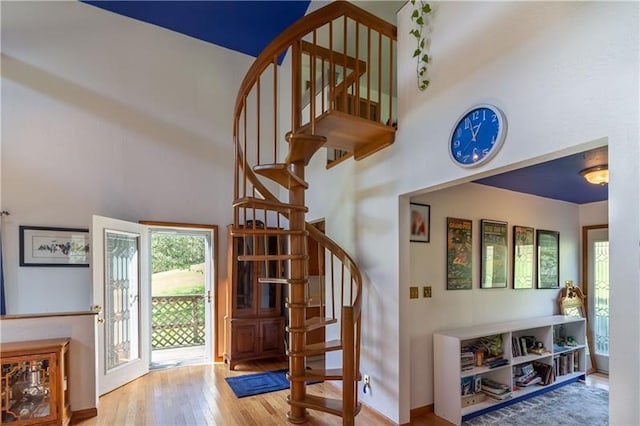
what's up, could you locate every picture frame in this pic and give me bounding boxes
[446,217,472,290]
[513,225,535,289]
[480,219,508,288]
[410,203,430,243]
[536,229,560,288]
[19,225,90,267]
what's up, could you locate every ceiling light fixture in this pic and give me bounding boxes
[580,165,608,185]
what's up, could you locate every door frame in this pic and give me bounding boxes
[581,223,608,374]
[140,221,221,362]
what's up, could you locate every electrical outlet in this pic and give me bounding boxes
[423,286,432,298]
[363,374,370,385]
[409,287,419,299]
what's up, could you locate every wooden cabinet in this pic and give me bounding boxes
[224,223,286,369]
[1,338,70,426]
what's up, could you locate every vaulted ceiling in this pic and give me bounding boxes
[82,1,608,205]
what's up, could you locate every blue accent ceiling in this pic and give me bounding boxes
[83,1,311,60]
[474,146,608,205]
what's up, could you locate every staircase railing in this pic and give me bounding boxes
[231,1,395,423]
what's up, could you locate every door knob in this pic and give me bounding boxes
[92,305,102,313]
[97,317,105,324]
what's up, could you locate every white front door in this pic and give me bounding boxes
[92,215,150,395]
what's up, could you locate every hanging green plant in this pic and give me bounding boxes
[409,0,432,91]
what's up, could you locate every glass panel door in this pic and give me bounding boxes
[586,227,609,374]
[93,215,149,395]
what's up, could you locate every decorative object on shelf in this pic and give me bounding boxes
[19,226,90,267]
[536,229,560,288]
[512,225,535,289]
[558,280,596,373]
[446,217,472,290]
[408,0,432,91]
[409,202,430,243]
[449,104,507,168]
[580,164,608,185]
[480,219,508,288]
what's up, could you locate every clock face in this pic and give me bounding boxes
[449,104,507,167]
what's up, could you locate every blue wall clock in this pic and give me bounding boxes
[449,104,507,168]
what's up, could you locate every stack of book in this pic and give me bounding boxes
[532,361,554,385]
[514,363,541,387]
[461,351,475,371]
[480,378,511,401]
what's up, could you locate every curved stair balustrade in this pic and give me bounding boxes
[230,2,396,424]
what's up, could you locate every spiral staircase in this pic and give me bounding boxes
[230,2,397,424]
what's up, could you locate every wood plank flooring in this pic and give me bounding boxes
[75,360,609,426]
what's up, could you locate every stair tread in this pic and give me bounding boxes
[285,133,327,165]
[233,196,307,212]
[297,110,395,161]
[287,394,343,417]
[237,253,307,262]
[288,367,343,381]
[254,163,308,189]
[287,316,337,333]
[288,339,342,357]
[258,277,307,285]
[231,228,306,236]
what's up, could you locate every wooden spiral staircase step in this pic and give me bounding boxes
[237,253,307,262]
[285,133,327,165]
[287,339,342,357]
[286,394,362,418]
[257,277,307,285]
[288,367,346,382]
[254,163,309,189]
[286,316,338,333]
[233,196,308,213]
[230,227,307,237]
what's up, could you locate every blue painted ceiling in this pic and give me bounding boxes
[82,2,607,205]
[474,146,608,205]
[83,1,311,59]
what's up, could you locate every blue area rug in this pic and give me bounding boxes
[225,369,320,398]
[463,381,608,425]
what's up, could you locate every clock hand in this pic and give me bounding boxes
[471,123,482,141]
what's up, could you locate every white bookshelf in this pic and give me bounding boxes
[434,315,586,425]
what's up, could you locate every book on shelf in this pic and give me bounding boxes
[480,378,510,396]
[533,361,554,385]
[461,351,475,371]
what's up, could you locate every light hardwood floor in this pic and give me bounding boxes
[76,361,608,426]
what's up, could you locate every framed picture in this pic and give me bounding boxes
[410,203,430,243]
[19,226,90,267]
[480,220,508,288]
[536,229,559,288]
[446,217,472,290]
[513,226,535,289]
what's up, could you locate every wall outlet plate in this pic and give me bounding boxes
[410,287,419,299]
[423,286,432,298]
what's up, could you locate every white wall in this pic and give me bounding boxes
[408,183,580,408]
[305,2,638,423]
[579,201,608,228]
[1,1,252,314]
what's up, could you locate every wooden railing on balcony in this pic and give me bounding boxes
[151,295,205,349]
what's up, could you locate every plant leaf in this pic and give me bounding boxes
[412,9,419,18]
[422,4,431,14]
[416,16,424,26]
[422,54,430,63]
[413,49,421,58]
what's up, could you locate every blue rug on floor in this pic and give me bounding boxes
[225,369,320,398]
[463,381,608,425]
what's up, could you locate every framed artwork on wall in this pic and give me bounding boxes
[513,225,535,289]
[536,229,560,288]
[410,203,430,243]
[480,219,508,288]
[19,225,90,267]
[446,217,472,290]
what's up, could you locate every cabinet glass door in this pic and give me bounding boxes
[1,355,55,423]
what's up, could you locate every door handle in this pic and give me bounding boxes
[97,317,105,324]
[92,305,102,313]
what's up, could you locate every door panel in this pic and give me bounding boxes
[586,227,609,374]
[93,215,149,395]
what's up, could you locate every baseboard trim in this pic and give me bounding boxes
[71,407,98,424]
[409,404,433,422]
